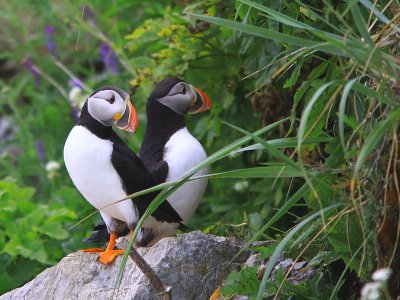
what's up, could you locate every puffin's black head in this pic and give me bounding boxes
[81,86,138,133]
[148,77,212,115]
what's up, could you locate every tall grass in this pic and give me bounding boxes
[189,0,399,297]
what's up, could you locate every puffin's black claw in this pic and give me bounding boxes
[83,222,110,244]
[84,220,130,244]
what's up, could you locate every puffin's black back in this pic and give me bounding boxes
[110,134,183,224]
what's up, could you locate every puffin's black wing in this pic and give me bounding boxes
[148,160,169,185]
[110,135,183,225]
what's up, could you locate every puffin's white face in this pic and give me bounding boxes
[156,82,211,115]
[87,89,138,132]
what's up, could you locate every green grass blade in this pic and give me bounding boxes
[353,108,400,176]
[297,82,335,152]
[238,0,313,30]
[348,0,375,47]
[232,136,332,154]
[201,166,307,179]
[189,14,317,47]
[190,14,361,58]
[359,0,399,31]
[352,83,393,105]
[257,203,342,300]
[338,78,359,158]
[296,81,336,226]
[239,0,362,52]
[223,122,301,171]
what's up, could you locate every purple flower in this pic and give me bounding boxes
[82,5,96,23]
[68,78,84,89]
[35,139,45,161]
[71,107,80,122]
[22,58,41,87]
[44,25,57,56]
[100,42,119,74]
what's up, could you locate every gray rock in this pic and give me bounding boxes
[1,231,250,300]
[270,258,317,285]
[231,296,249,300]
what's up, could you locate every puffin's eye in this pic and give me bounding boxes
[109,95,115,104]
[181,86,186,94]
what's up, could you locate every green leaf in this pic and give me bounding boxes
[39,222,69,240]
[329,232,373,300]
[20,239,48,264]
[284,56,304,88]
[338,77,358,158]
[129,56,155,68]
[222,266,260,297]
[0,273,14,294]
[0,181,35,202]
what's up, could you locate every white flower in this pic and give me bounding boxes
[68,87,88,110]
[372,268,392,282]
[361,282,382,300]
[361,268,392,300]
[45,161,60,173]
[45,161,61,179]
[233,180,249,192]
[68,87,82,104]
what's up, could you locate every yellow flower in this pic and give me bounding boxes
[126,27,146,40]
[157,28,172,37]
[129,79,140,86]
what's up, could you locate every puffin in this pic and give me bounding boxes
[85,78,212,245]
[63,86,184,264]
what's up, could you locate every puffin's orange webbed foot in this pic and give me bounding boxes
[81,232,123,264]
[98,249,125,264]
[81,247,104,253]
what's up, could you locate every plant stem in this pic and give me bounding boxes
[127,247,172,300]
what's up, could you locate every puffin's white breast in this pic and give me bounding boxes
[63,126,137,225]
[163,127,208,222]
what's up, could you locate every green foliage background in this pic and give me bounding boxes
[0,0,399,298]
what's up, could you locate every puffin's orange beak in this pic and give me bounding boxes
[188,86,212,114]
[116,99,138,133]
